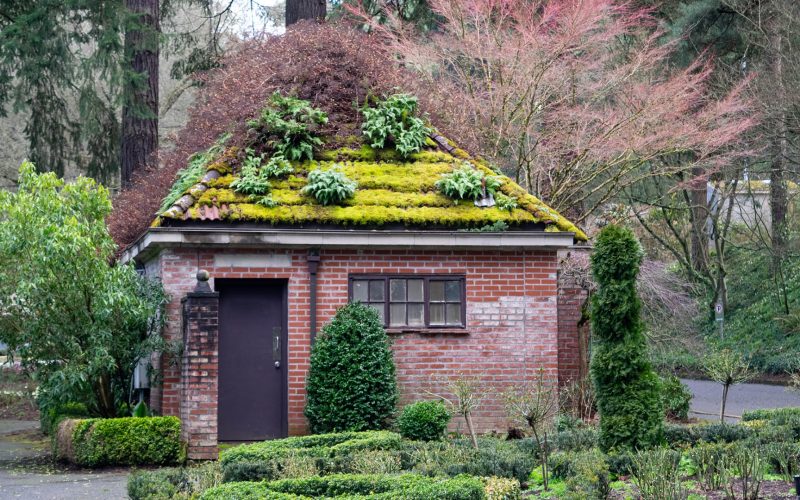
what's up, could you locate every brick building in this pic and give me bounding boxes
[121,126,589,459]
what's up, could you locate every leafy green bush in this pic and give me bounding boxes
[68,417,182,467]
[695,422,753,443]
[231,149,271,196]
[553,427,598,452]
[397,401,451,441]
[0,164,168,418]
[406,438,537,483]
[247,92,327,161]
[663,423,698,448]
[562,450,611,500]
[482,477,521,500]
[200,473,485,500]
[220,430,402,482]
[742,407,800,423]
[304,303,397,433]
[361,94,430,157]
[436,163,502,201]
[590,225,663,452]
[128,462,222,500]
[301,166,357,206]
[40,402,89,436]
[661,375,691,421]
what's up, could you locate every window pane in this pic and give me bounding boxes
[430,281,445,302]
[408,304,424,326]
[389,304,407,326]
[390,279,406,302]
[369,280,385,301]
[353,280,369,302]
[408,279,423,302]
[446,304,462,325]
[368,303,385,323]
[430,304,445,325]
[445,280,461,302]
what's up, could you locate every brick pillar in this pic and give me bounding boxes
[180,270,219,460]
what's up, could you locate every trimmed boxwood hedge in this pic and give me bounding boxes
[742,407,800,423]
[220,431,402,482]
[67,416,183,467]
[200,473,485,500]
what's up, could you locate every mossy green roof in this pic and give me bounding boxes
[157,137,587,242]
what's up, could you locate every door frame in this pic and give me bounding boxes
[215,278,289,441]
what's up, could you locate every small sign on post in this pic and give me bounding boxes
[715,302,724,340]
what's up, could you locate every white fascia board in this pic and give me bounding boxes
[120,228,576,264]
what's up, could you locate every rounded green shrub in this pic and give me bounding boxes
[397,401,451,441]
[661,374,692,421]
[590,225,663,452]
[69,416,183,467]
[305,302,398,433]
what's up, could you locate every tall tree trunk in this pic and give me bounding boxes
[689,167,709,275]
[285,0,326,26]
[767,10,788,272]
[121,0,159,188]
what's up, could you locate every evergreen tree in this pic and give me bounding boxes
[305,302,398,433]
[590,225,663,452]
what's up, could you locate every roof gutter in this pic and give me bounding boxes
[120,227,578,264]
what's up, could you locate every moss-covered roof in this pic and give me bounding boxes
[157,134,587,242]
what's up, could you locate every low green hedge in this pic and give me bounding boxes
[128,462,222,500]
[67,416,183,467]
[742,407,800,423]
[220,431,402,482]
[200,473,485,500]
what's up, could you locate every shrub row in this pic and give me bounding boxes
[742,407,800,423]
[200,473,488,500]
[55,416,183,467]
[220,431,402,482]
[128,462,222,500]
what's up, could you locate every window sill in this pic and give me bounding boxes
[385,327,469,335]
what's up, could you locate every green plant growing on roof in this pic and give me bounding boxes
[231,149,271,196]
[362,93,430,157]
[247,92,327,162]
[159,133,231,213]
[495,192,518,211]
[436,163,502,201]
[262,155,294,178]
[302,166,357,206]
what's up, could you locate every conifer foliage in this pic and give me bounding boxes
[590,225,663,451]
[305,302,398,433]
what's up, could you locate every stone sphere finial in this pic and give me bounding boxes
[194,269,212,293]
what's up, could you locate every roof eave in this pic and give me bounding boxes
[120,227,578,264]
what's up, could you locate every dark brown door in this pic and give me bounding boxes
[217,280,287,441]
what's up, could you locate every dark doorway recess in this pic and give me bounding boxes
[217,279,288,441]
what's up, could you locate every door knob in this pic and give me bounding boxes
[274,361,281,368]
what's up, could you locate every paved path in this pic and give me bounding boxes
[0,420,128,500]
[683,378,800,422]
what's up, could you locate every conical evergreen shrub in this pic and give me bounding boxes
[590,225,663,451]
[305,302,398,433]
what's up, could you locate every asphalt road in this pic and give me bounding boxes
[683,378,800,422]
[0,420,128,500]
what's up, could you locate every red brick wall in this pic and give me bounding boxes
[155,247,561,436]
